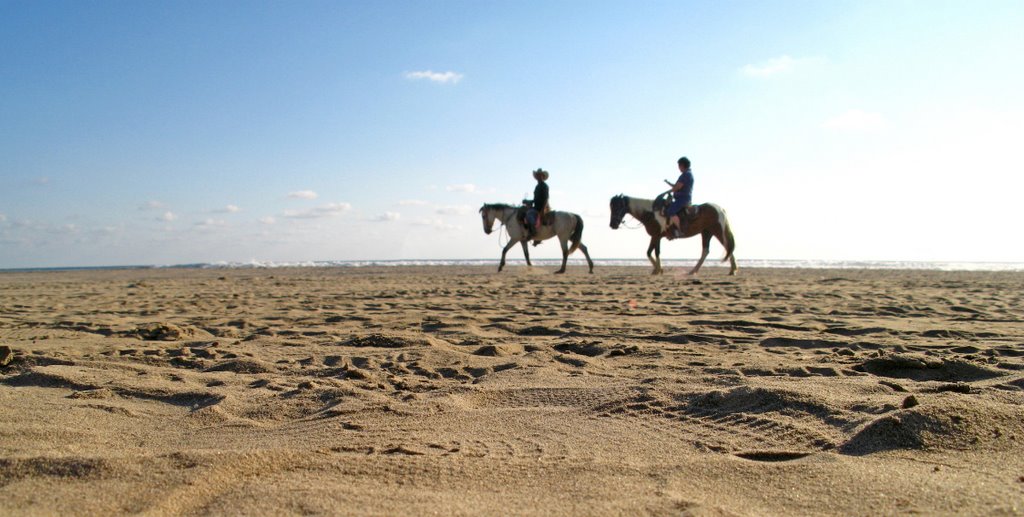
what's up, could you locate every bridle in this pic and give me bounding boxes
[611,196,643,230]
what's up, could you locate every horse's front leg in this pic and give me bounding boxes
[647,236,663,275]
[688,232,712,275]
[520,240,532,267]
[498,239,519,272]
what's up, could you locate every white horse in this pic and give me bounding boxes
[480,203,594,274]
[609,194,737,276]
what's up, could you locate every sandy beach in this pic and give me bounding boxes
[1,265,1022,515]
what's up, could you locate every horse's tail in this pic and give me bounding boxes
[714,205,735,262]
[568,214,584,254]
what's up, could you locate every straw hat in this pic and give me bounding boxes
[532,168,549,181]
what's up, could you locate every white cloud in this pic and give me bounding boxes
[370,212,401,222]
[224,204,240,213]
[195,218,227,229]
[142,200,165,210]
[399,199,429,206]
[283,202,352,219]
[741,55,822,78]
[288,190,319,200]
[0,213,6,223]
[435,205,472,216]
[161,211,177,222]
[822,109,887,131]
[446,183,476,193]
[30,223,79,236]
[412,218,461,231]
[259,216,277,225]
[404,70,464,84]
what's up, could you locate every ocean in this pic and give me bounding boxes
[6,258,1018,273]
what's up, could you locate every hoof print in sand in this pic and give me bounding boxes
[343,334,413,348]
[856,354,1004,383]
[734,451,811,462]
[0,345,14,366]
[133,323,211,342]
[205,358,276,374]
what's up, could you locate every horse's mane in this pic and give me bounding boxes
[480,202,518,212]
[613,194,655,212]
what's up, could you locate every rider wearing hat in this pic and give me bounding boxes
[525,168,550,240]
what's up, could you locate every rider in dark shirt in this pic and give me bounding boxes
[525,168,549,238]
[666,156,694,239]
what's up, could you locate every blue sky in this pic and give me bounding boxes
[2,1,1022,268]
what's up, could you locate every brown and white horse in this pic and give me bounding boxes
[609,194,737,275]
[480,203,594,274]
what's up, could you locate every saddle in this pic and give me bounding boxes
[517,203,554,227]
[654,193,698,220]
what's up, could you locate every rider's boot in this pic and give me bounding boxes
[667,215,681,240]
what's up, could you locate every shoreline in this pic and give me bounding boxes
[3,258,1024,274]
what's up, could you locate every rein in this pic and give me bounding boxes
[618,211,645,230]
[491,206,519,249]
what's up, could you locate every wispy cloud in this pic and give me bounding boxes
[435,205,472,216]
[370,212,401,222]
[288,190,319,200]
[399,199,429,206]
[195,218,227,229]
[259,216,277,225]
[0,213,6,223]
[161,211,177,222]
[283,202,352,219]
[404,70,464,84]
[411,218,461,231]
[741,55,822,78]
[223,204,240,213]
[141,200,165,210]
[445,183,495,195]
[822,109,887,131]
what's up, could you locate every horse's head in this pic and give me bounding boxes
[479,204,497,234]
[609,195,629,229]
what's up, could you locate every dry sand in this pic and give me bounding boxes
[1,265,1023,515]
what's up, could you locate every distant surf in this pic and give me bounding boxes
[4,259,1023,273]
[180,258,1024,272]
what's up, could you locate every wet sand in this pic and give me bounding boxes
[1,265,1023,515]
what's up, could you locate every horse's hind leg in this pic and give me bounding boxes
[556,238,569,274]
[577,243,594,274]
[520,241,532,267]
[689,232,712,275]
